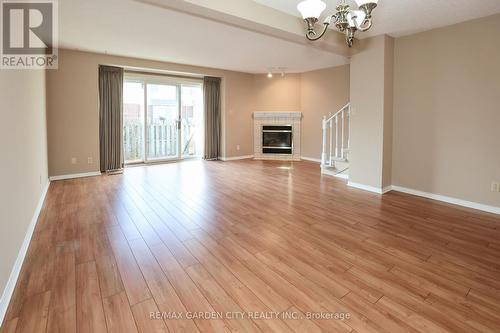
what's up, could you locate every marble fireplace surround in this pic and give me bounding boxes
[253,112,302,161]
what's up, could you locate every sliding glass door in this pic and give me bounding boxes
[123,75,203,165]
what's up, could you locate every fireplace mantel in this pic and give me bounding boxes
[253,112,302,161]
[253,112,302,120]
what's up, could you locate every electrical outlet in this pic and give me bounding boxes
[236,145,241,151]
[71,157,77,164]
[492,182,500,192]
[88,157,93,164]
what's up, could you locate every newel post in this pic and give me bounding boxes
[321,116,327,167]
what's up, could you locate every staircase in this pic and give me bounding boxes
[321,103,350,179]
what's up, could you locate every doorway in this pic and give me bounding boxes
[123,74,203,164]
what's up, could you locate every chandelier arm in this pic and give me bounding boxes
[305,14,338,41]
[353,17,373,32]
[306,22,330,41]
[324,14,339,26]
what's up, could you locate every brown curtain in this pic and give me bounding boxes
[99,65,124,172]
[203,76,222,160]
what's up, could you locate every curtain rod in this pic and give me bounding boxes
[123,69,206,81]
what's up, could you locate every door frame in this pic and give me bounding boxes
[123,73,203,165]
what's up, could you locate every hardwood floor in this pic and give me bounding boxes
[2,159,500,333]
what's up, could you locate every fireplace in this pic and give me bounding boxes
[262,125,292,154]
[253,112,302,161]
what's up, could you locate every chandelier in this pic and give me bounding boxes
[297,0,379,47]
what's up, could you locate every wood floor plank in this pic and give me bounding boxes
[47,251,77,333]
[131,299,168,333]
[103,291,138,333]
[185,264,262,333]
[280,306,323,333]
[127,238,200,333]
[95,254,124,299]
[15,291,51,333]
[76,261,107,333]
[0,318,18,333]
[25,230,56,297]
[376,296,452,333]
[106,226,151,305]
[163,267,231,332]
[76,222,95,264]
[341,292,419,333]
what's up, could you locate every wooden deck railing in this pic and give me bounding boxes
[124,122,198,162]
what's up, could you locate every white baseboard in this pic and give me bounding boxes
[347,181,392,194]
[390,185,500,215]
[0,181,50,324]
[220,155,254,161]
[321,167,349,180]
[334,173,349,180]
[382,186,393,194]
[301,156,321,163]
[49,171,101,181]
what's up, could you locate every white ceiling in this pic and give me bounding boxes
[58,0,348,74]
[254,0,500,38]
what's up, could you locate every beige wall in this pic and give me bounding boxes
[253,74,301,111]
[349,35,394,189]
[393,14,500,207]
[0,70,48,305]
[300,65,350,159]
[47,49,256,176]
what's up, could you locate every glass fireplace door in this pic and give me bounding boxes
[262,125,293,154]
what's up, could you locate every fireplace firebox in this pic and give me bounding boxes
[262,125,292,154]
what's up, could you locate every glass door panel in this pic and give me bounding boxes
[146,84,179,161]
[181,85,203,158]
[123,80,145,164]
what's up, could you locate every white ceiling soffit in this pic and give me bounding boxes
[139,0,353,56]
[254,0,500,38]
[58,0,348,74]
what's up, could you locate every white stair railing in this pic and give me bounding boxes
[321,103,350,168]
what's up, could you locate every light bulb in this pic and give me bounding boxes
[267,73,273,78]
[297,0,326,19]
